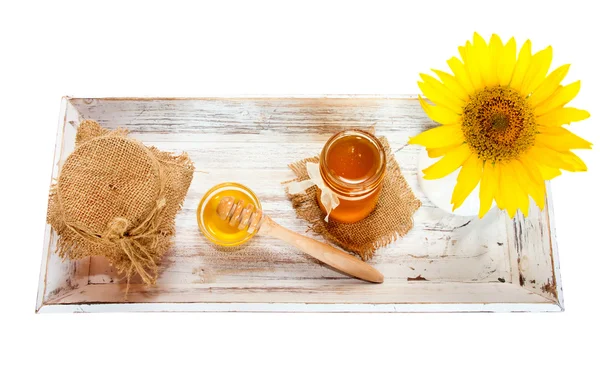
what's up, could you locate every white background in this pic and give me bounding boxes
[1,1,598,370]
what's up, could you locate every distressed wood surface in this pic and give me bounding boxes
[36,97,562,312]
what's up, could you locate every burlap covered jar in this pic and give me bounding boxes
[47,120,194,286]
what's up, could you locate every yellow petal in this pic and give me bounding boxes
[431,69,469,101]
[408,124,464,148]
[418,96,461,126]
[420,73,465,107]
[538,163,562,180]
[533,180,547,210]
[508,162,530,217]
[528,64,570,107]
[418,80,463,114]
[458,44,467,63]
[517,186,530,217]
[478,161,497,218]
[519,153,545,184]
[498,37,517,86]
[520,46,553,95]
[451,154,482,211]
[473,32,494,87]
[513,159,543,211]
[537,107,590,126]
[494,164,506,211]
[560,151,587,172]
[422,144,472,180]
[427,143,461,158]
[518,153,547,208]
[537,126,593,150]
[535,81,581,116]
[498,163,519,218]
[465,41,483,91]
[488,34,503,86]
[447,57,475,94]
[510,40,532,91]
[529,146,588,172]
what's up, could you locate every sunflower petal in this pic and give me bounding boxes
[473,32,494,87]
[465,41,483,91]
[532,180,546,210]
[519,153,545,185]
[422,145,471,180]
[561,151,587,171]
[418,96,461,126]
[418,80,463,114]
[520,46,553,95]
[447,57,475,94]
[529,146,588,172]
[451,154,482,211]
[498,37,517,86]
[538,163,562,180]
[494,163,506,211]
[537,107,590,126]
[517,185,530,217]
[537,126,593,150]
[408,124,464,148]
[432,69,469,101]
[488,34,502,86]
[535,81,581,116]
[508,162,530,217]
[427,143,461,158]
[513,159,543,211]
[479,161,497,218]
[420,73,465,106]
[498,163,519,218]
[528,64,570,107]
[458,44,467,63]
[518,154,547,208]
[510,40,532,91]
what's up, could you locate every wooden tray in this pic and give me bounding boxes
[36,96,563,313]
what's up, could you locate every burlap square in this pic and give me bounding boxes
[285,136,421,260]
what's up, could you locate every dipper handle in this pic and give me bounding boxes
[217,196,384,283]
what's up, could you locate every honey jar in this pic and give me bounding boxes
[317,130,386,223]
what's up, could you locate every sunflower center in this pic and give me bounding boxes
[491,113,509,131]
[462,86,536,163]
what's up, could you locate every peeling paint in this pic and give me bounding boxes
[519,273,525,286]
[407,275,428,281]
[542,277,558,299]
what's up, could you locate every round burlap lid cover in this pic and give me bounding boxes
[47,120,194,286]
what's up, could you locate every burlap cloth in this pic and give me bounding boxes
[47,120,194,286]
[285,136,421,260]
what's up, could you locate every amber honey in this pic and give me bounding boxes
[318,130,386,223]
[197,183,261,248]
[325,134,381,183]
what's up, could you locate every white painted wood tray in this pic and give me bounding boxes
[36,96,563,313]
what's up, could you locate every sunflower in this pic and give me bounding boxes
[409,33,591,218]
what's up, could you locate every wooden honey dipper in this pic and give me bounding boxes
[216,196,384,283]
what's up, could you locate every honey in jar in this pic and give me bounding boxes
[318,130,386,223]
[197,182,261,248]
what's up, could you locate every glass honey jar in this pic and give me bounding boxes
[317,130,386,223]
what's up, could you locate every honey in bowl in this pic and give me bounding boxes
[197,183,261,248]
[318,130,386,223]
